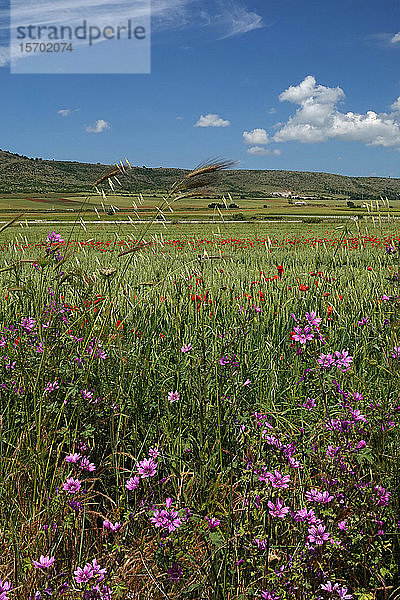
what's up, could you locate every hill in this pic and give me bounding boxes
[1,148,400,199]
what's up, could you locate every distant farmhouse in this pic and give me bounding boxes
[271,190,316,204]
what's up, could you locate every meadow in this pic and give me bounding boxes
[0,165,399,600]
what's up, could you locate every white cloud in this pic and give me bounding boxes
[0,46,9,67]
[273,75,400,148]
[85,119,110,133]
[247,146,281,156]
[390,32,400,44]
[391,97,400,111]
[219,4,263,38]
[195,113,231,127]
[243,128,269,145]
[3,1,262,50]
[58,109,72,117]
[268,108,276,114]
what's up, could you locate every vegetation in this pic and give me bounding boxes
[2,148,400,199]
[0,165,399,599]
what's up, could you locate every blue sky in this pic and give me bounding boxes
[1,0,400,176]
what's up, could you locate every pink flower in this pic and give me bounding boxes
[334,350,353,371]
[350,409,367,423]
[136,457,157,478]
[32,555,55,569]
[306,489,334,503]
[65,453,81,463]
[305,311,322,327]
[373,485,391,506]
[103,520,121,532]
[150,508,183,533]
[292,325,314,344]
[148,446,160,458]
[163,509,182,533]
[150,509,165,528]
[44,381,59,394]
[321,582,339,593]
[80,457,96,471]
[0,580,12,600]
[168,390,180,403]
[125,476,140,490]
[302,397,316,410]
[338,519,348,531]
[267,498,290,519]
[355,440,366,450]
[206,516,221,528]
[307,524,330,545]
[62,477,82,493]
[90,559,107,581]
[181,343,192,353]
[74,563,94,583]
[262,470,290,489]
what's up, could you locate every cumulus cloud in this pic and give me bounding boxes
[391,97,400,111]
[247,146,281,156]
[390,32,400,44]
[273,75,400,148]
[195,113,231,127]
[243,128,269,145]
[85,119,110,133]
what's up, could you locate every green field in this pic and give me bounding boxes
[1,195,400,599]
[0,191,398,223]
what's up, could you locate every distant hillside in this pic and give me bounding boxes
[1,148,400,199]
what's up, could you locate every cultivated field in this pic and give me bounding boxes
[0,167,399,599]
[0,192,399,223]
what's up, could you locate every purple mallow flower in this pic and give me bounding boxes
[136,458,157,478]
[0,580,12,600]
[80,457,96,472]
[65,453,81,463]
[62,477,82,493]
[261,590,279,600]
[373,485,391,506]
[47,231,64,243]
[261,470,290,489]
[317,353,335,369]
[292,325,314,344]
[168,390,180,403]
[305,311,322,327]
[302,397,316,410]
[21,317,36,332]
[267,498,290,519]
[44,381,59,394]
[307,524,330,545]
[103,520,121,532]
[334,350,353,371]
[148,447,160,458]
[357,316,370,326]
[150,507,183,533]
[306,489,334,503]
[32,555,55,569]
[206,516,221,528]
[125,476,140,490]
